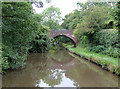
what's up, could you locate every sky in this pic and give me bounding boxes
[32,0,87,18]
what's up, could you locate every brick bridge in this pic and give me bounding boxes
[49,29,78,47]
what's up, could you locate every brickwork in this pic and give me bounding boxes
[49,30,78,47]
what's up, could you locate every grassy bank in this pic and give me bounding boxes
[64,44,120,75]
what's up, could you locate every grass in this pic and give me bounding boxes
[64,44,120,75]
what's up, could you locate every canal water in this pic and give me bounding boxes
[2,49,118,87]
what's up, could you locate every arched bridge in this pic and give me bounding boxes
[49,29,78,47]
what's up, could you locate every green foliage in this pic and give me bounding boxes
[42,6,62,30]
[42,6,61,20]
[93,29,118,47]
[29,14,51,53]
[2,2,37,50]
[29,25,51,53]
[33,14,43,23]
[62,2,112,31]
[74,6,110,37]
[78,29,119,58]
[62,2,120,75]
[111,2,120,29]
[78,35,90,47]
[105,46,118,58]
[43,20,62,30]
[61,10,81,29]
[50,36,74,50]
[0,47,9,73]
[2,2,37,70]
[77,2,112,11]
[89,45,105,53]
[91,29,119,58]
[104,19,115,29]
[1,57,9,70]
[2,2,50,71]
[72,2,118,58]
[66,45,119,75]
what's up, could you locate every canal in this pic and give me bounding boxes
[2,49,118,87]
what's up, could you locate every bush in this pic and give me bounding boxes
[1,57,9,70]
[88,45,118,58]
[78,35,90,48]
[29,25,51,53]
[0,47,9,73]
[91,29,118,58]
[105,46,118,58]
[93,29,118,47]
[2,45,26,70]
[89,45,105,53]
[78,29,119,58]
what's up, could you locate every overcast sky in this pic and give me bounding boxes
[32,0,86,18]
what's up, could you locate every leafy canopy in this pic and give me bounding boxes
[42,6,62,30]
[2,2,51,71]
[74,4,110,37]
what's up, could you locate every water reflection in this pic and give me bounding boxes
[48,49,74,63]
[2,49,118,87]
[35,69,75,87]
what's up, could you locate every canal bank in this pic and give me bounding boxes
[64,45,120,76]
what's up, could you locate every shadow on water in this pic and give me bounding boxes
[2,47,118,87]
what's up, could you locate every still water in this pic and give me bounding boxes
[3,49,118,87]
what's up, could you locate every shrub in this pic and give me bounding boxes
[78,35,89,46]
[29,25,51,53]
[91,29,118,58]
[105,46,118,58]
[89,45,105,53]
[0,47,9,73]
[93,29,118,47]
[78,29,119,58]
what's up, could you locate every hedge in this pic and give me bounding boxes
[93,29,118,47]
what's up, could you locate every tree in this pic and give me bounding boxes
[29,24,51,53]
[74,5,110,38]
[77,2,112,11]
[61,10,81,29]
[2,2,38,69]
[42,6,62,30]
[62,2,112,30]
[61,14,71,29]
[2,2,51,71]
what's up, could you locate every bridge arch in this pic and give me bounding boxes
[52,34,77,47]
[49,30,78,47]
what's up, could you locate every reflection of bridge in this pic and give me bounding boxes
[49,29,78,47]
[49,58,79,70]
